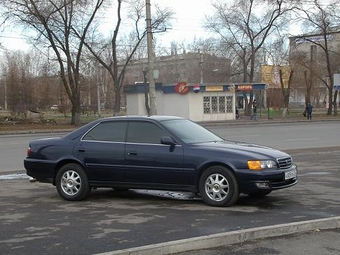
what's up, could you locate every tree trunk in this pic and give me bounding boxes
[327,87,333,115]
[333,90,338,116]
[113,88,121,116]
[71,101,81,126]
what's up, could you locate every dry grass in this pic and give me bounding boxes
[0,122,75,133]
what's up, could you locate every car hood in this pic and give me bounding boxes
[192,140,289,159]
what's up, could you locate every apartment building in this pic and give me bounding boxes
[289,27,340,106]
[123,51,231,85]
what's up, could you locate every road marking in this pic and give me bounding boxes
[228,134,260,138]
[299,172,332,176]
[287,138,318,141]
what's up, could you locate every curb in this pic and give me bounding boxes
[96,216,340,255]
[199,117,339,127]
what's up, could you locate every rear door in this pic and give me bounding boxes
[75,121,127,183]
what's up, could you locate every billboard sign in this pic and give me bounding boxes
[261,65,291,89]
[334,74,340,91]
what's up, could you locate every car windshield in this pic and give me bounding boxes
[162,119,224,144]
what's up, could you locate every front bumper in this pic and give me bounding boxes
[236,164,298,194]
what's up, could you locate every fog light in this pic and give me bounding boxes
[255,182,270,188]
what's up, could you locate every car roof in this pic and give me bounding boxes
[99,115,184,122]
[63,115,185,140]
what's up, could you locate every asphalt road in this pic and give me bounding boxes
[1,121,339,173]
[0,145,339,255]
[210,121,340,150]
[0,133,64,173]
[0,120,339,254]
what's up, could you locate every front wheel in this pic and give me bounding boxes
[199,166,239,207]
[56,163,91,201]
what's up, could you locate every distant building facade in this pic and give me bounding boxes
[123,52,231,85]
[289,28,340,106]
[122,51,241,121]
[124,82,267,121]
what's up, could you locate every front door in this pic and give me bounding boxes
[124,121,190,186]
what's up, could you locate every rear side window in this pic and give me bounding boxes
[82,121,127,142]
[126,121,168,144]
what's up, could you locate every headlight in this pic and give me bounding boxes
[247,160,277,170]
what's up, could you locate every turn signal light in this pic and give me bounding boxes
[248,160,262,170]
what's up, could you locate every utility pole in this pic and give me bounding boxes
[200,51,204,83]
[146,0,157,115]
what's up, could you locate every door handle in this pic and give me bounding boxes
[127,151,137,156]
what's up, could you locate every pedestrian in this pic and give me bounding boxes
[235,106,240,119]
[305,102,313,120]
[251,99,257,121]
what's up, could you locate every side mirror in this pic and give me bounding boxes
[161,136,177,146]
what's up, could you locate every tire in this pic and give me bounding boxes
[248,191,272,198]
[199,166,239,207]
[56,163,91,201]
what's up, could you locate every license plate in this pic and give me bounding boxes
[285,169,297,180]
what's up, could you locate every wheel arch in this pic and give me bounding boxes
[195,161,238,192]
[52,159,87,185]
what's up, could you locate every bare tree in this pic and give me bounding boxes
[261,37,293,116]
[280,69,293,112]
[0,46,65,114]
[204,0,296,115]
[262,37,290,67]
[293,0,340,115]
[0,51,37,114]
[78,0,174,115]
[2,0,106,126]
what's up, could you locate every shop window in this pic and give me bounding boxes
[203,95,234,114]
[226,96,233,113]
[211,96,218,113]
[219,96,226,113]
[203,96,210,113]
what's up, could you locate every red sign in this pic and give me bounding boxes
[175,82,190,94]
[193,84,200,93]
[237,85,253,91]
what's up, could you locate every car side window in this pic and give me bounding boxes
[82,121,127,142]
[126,121,168,144]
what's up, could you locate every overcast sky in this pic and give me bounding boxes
[153,0,214,47]
[1,0,214,52]
[1,0,338,52]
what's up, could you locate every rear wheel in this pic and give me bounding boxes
[199,166,239,207]
[56,163,91,201]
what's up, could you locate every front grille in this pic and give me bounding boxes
[277,157,292,169]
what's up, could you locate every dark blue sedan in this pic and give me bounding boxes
[24,115,297,207]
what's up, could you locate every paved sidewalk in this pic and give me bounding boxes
[177,228,340,255]
[98,217,340,255]
[200,115,340,127]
